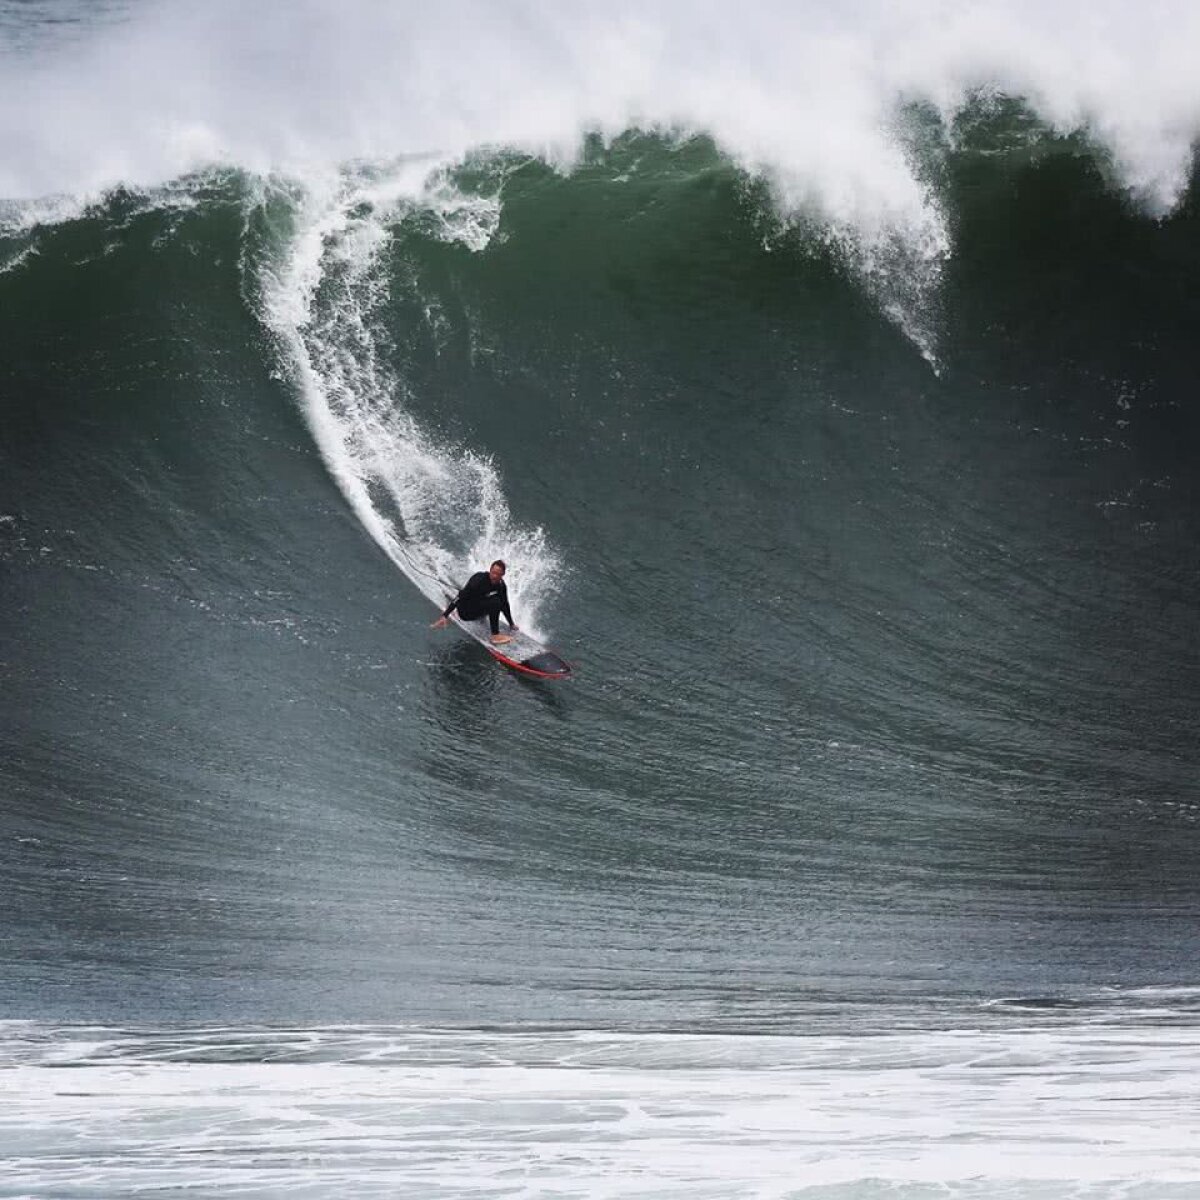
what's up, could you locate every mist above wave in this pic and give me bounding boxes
[2,0,1198,228]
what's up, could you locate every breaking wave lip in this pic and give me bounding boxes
[7,0,1200,207]
[4,1,1200,343]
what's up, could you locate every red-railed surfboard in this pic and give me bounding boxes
[442,593,572,679]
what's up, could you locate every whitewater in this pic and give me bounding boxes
[4,1013,1200,1198]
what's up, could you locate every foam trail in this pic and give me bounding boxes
[250,163,563,635]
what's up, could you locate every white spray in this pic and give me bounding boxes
[249,162,563,633]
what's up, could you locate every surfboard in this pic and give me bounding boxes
[441,593,573,679]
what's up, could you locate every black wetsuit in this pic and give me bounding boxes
[443,572,514,635]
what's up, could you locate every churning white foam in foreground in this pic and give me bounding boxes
[250,163,563,634]
[3,1020,1199,1198]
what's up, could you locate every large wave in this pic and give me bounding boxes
[5,2,1199,608]
[3,2,1200,1052]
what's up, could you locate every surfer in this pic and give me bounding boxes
[431,560,518,645]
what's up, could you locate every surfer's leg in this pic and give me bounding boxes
[485,600,501,635]
[454,598,504,636]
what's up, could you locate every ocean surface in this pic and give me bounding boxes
[2,1,1199,1196]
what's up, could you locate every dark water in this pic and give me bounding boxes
[3,121,1199,1034]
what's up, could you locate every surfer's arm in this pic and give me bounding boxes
[500,587,516,629]
[442,572,487,618]
[442,575,479,618]
[433,584,465,626]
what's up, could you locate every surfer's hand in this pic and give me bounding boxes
[431,616,448,629]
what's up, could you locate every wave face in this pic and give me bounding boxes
[5,119,1198,1019]
[3,3,1200,1194]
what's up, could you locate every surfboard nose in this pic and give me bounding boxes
[516,651,572,678]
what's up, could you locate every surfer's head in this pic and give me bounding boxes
[489,560,506,583]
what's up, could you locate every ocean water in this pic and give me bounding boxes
[2,1,1199,1196]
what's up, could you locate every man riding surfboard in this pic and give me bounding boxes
[431,559,517,645]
